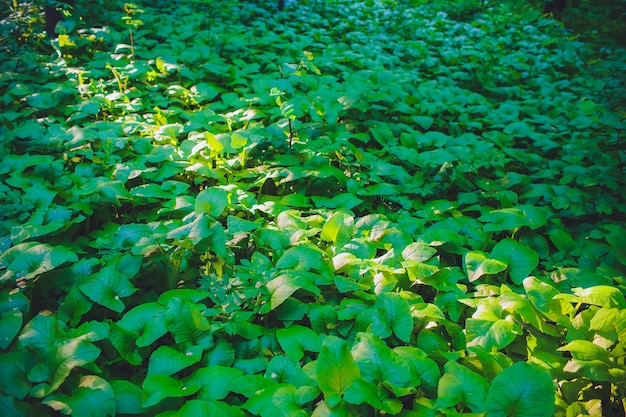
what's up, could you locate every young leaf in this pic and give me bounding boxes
[317,335,361,406]
[486,362,555,417]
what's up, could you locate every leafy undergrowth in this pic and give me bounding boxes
[1,0,626,416]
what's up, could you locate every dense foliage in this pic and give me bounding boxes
[1,0,625,416]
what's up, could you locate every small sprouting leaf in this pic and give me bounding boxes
[321,212,355,247]
[186,366,243,401]
[276,325,321,360]
[195,187,229,217]
[486,362,555,417]
[435,361,488,412]
[147,345,202,376]
[141,374,199,408]
[492,238,539,284]
[43,376,115,417]
[317,336,360,405]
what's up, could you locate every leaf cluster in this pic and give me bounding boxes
[1,0,626,416]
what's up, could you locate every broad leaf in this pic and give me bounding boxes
[321,212,355,247]
[435,361,488,412]
[486,362,555,417]
[142,374,200,408]
[492,239,539,284]
[147,345,202,376]
[195,187,229,217]
[186,366,243,401]
[276,325,322,360]
[43,376,115,417]
[317,335,360,406]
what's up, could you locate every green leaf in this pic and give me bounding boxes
[0,242,78,283]
[110,380,145,415]
[351,332,413,391]
[435,361,488,412]
[79,267,137,313]
[0,350,33,399]
[186,366,243,401]
[276,325,322,361]
[486,362,555,417]
[109,323,143,365]
[572,286,626,309]
[265,271,321,311]
[0,305,22,350]
[205,339,235,366]
[558,340,610,363]
[42,376,115,417]
[343,378,383,409]
[465,317,521,351]
[479,208,528,232]
[175,399,244,417]
[464,251,507,282]
[142,374,200,408]
[227,215,261,234]
[117,303,168,347]
[317,335,360,405]
[243,384,316,417]
[195,187,229,217]
[371,292,413,343]
[492,239,539,284]
[165,298,214,350]
[321,212,355,247]
[394,346,440,390]
[147,345,202,376]
[33,337,102,397]
[276,244,325,271]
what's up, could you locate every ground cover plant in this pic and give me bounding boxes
[1,0,626,416]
